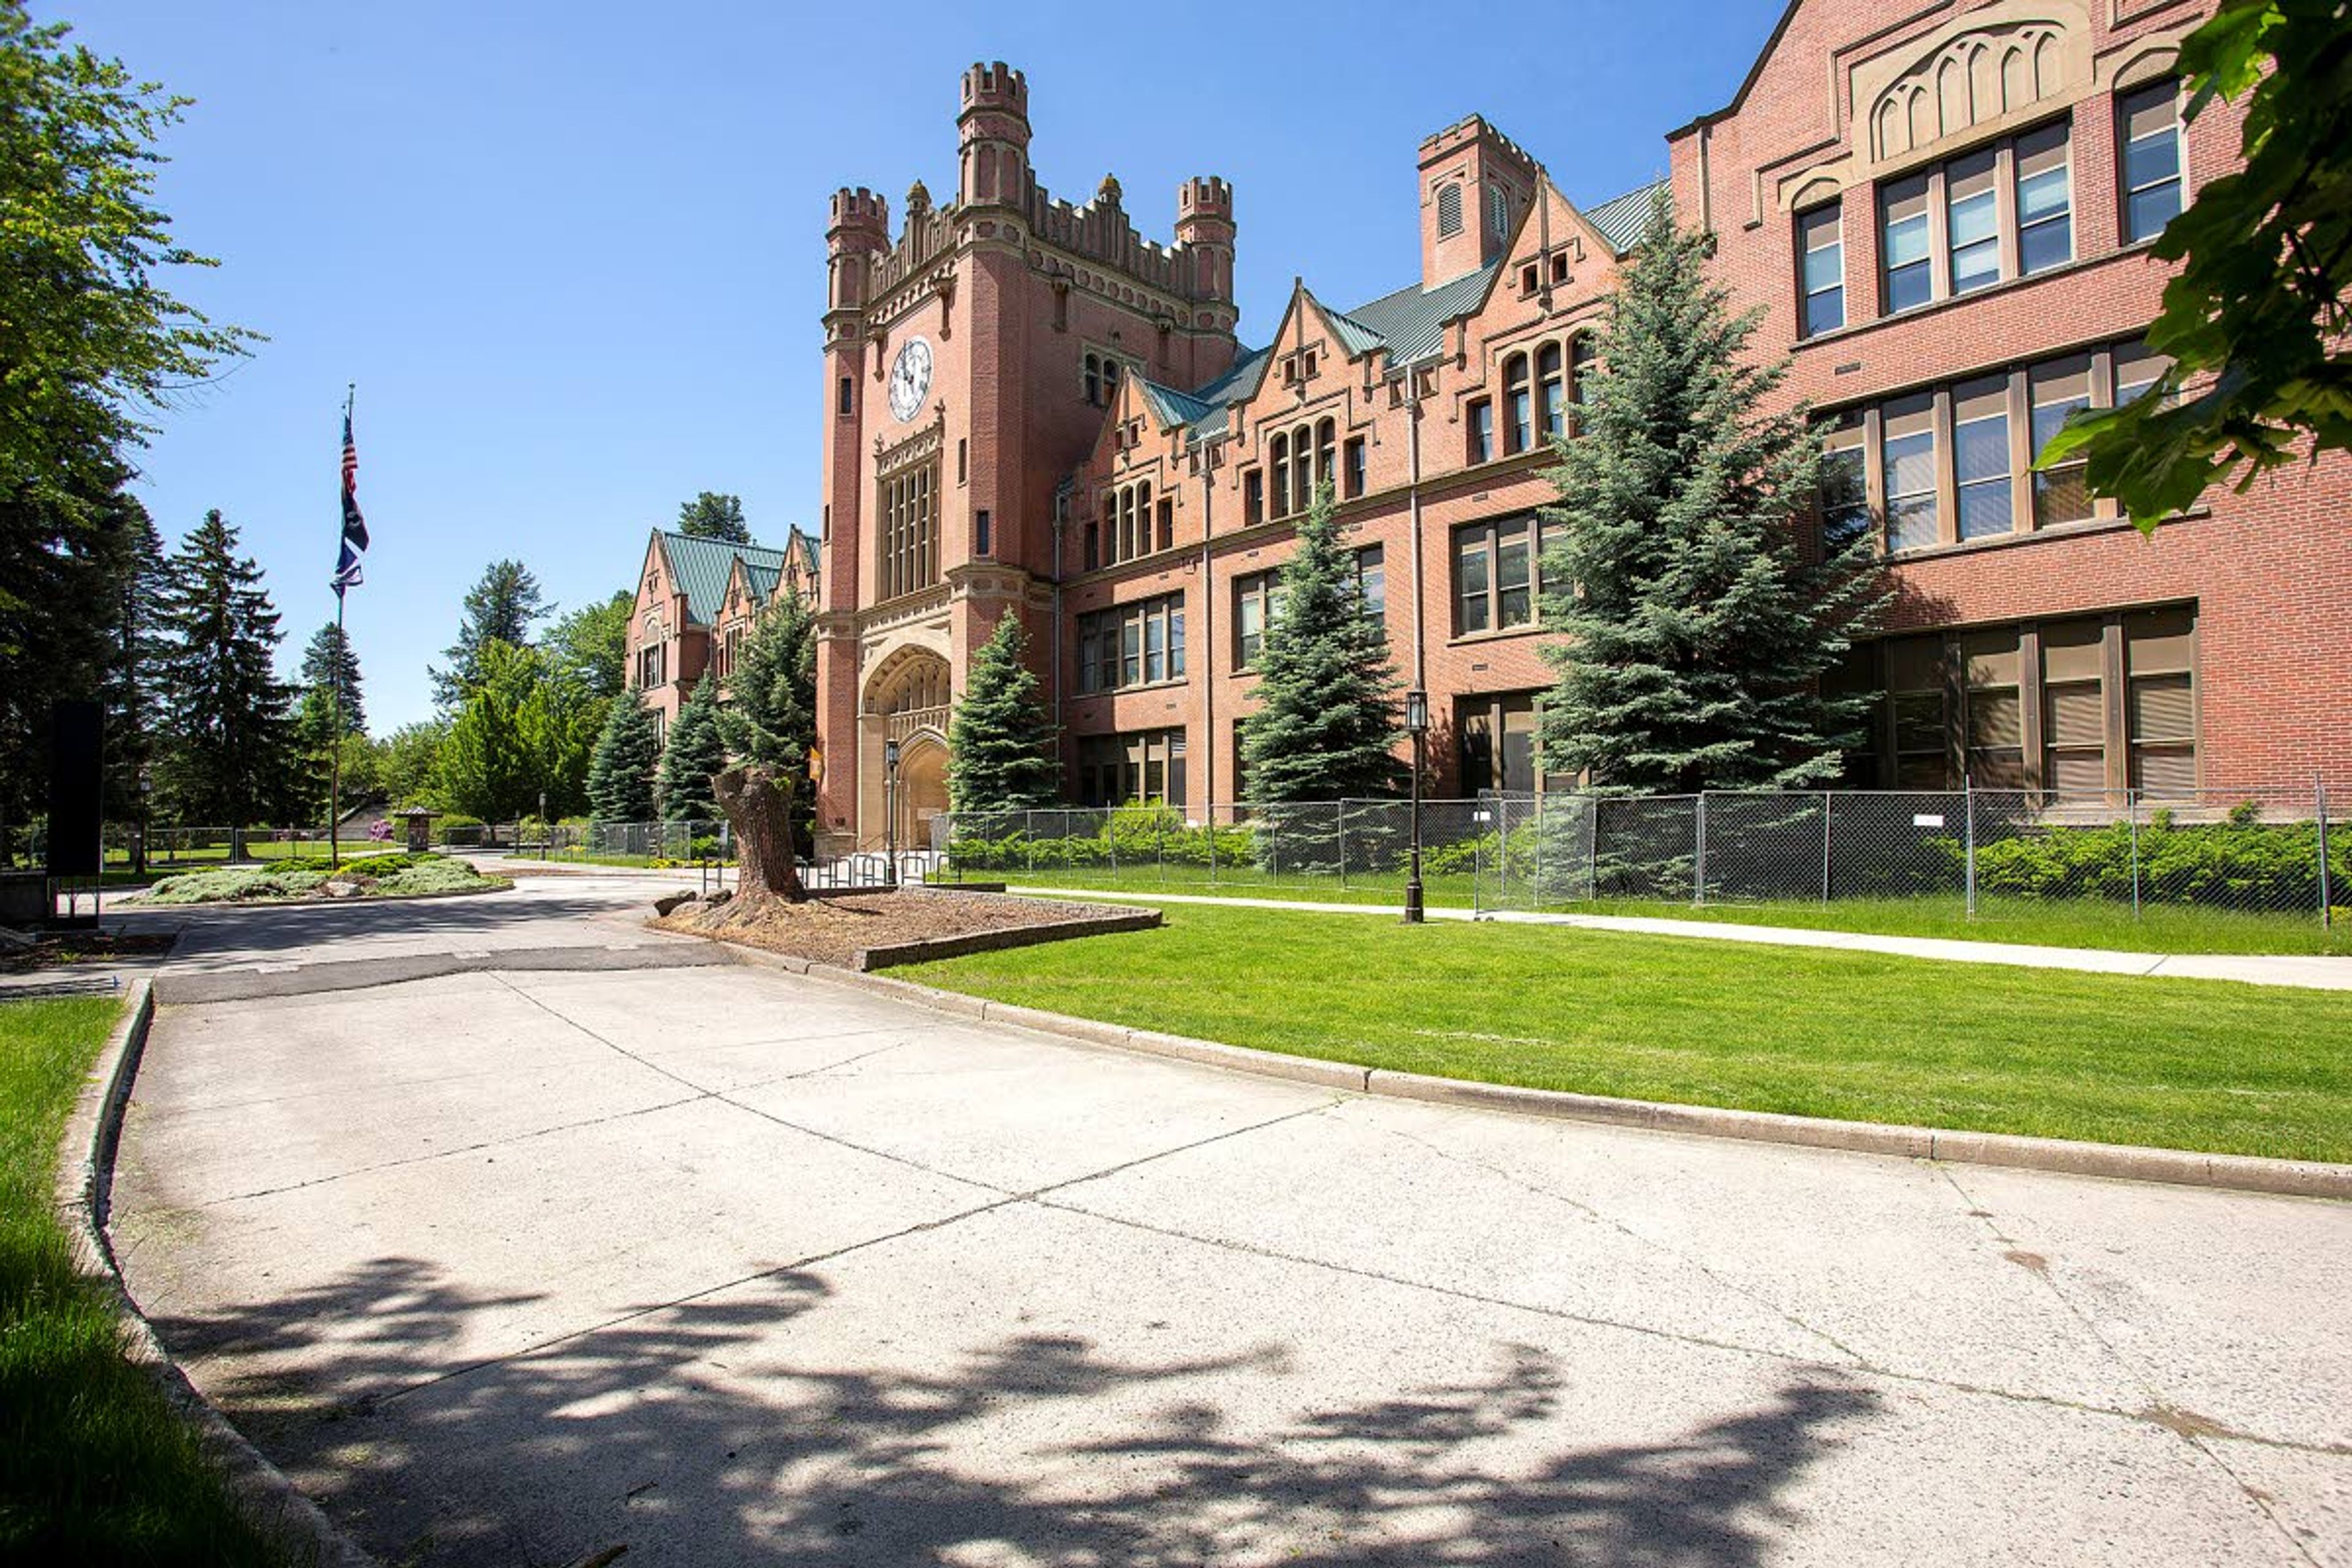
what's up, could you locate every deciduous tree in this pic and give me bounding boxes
[2040,0,2352,525]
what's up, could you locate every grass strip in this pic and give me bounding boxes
[0,997,282,1564]
[902,902,2352,1163]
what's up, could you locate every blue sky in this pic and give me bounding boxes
[50,0,1774,729]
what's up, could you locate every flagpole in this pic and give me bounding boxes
[328,383,353,872]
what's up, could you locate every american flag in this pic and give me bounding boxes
[332,407,369,596]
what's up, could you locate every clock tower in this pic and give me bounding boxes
[812,62,1239,855]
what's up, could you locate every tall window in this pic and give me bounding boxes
[1952,375,2012,540]
[1457,693,1539,794]
[1819,412,1870,555]
[1354,545,1385,620]
[1156,496,1173,552]
[1466,399,1493,464]
[1537,342,1566,440]
[1569,334,1596,415]
[1243,467,1265,526]
[1797,202,1845,336]
[2015,121,2073,274]
[1077,594,1186,694]
[1881,396,1939,552]
[2030,357,2093,526]
[1343,435,1367,498]
[2041,618,2106,796]
[2127,606,2196,795]
[1315,419,1336,505]
[1084,354,1102,405]
[1436,181,1463,238]
[1959,628,2025,786]
[1235,571,1286,668]
[1880,175,1934,313]
[2120,81,2184,243]
[880,459,938,600]
[1946,149,2000,296]
[1454,516,1538,635]
[1502,353,1532,454]
[1270,434,1291,519]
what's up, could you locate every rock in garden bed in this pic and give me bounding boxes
[651,888,1159,970]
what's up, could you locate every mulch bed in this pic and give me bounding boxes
[0,930,178,975]
[652,888,1157,970]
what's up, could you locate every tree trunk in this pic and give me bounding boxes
[711,763,802,911]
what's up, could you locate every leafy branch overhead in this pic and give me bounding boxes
[2038,0,2352,526]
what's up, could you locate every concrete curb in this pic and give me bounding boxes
[725,958,2352,1202]
[54,980,379,1568]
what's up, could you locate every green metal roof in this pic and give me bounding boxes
[657,530,790,625]
[1336,264,1500,364]
[1583,180,1665,255]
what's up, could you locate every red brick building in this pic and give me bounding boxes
[627,527,816,742]
[815,7,2351,853]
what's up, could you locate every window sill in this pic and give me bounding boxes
[1073,675,1189,700]
[1885,507,2206,563]
[1447,624,1546,647]
[1797,244,2169,351]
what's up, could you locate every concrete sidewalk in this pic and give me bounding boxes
[996,885,2352,991]
[116,956,2351,1566]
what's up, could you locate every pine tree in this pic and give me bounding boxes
[298,620,365,736]
[946,610,1058,815]
[154,508,297,827]
[99,494,168,831]
[587,689,662,822]
[1238,481,1405,802]
[676,491,750,544]
[432,559,548,708]
[719,589,816,771]
[657,676,729,823]
[1537,190,1884,794]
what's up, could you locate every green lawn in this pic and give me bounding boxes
[902,902,2352,1163]
[0,998,282,1564]
[938,865,2350,956]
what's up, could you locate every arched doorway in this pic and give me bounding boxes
[895,734,949,850]
[862,647,955,851]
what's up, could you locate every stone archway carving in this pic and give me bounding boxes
[862,645,953,738]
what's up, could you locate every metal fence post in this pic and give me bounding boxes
[1693,791,1708,907]
[1109,810,1118,881]
[1208,804,1219,887]
[2129,789,2143,920]
[1337,800,1350,892]
[1963,777,1977,919]
[1588,796,1600,903]
[2318,772,2334,932]
[1820,790,1833,903]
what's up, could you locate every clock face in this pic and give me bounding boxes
[888,337,932,423]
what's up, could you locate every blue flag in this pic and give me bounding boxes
[333,409,368,597]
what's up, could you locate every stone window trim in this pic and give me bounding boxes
[1819,335,2169,557]
[1095,477,1163,571]
[1267,416,1341,521]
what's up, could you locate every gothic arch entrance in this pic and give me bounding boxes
[861,646,954,850]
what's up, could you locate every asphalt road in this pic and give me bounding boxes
[110,879,2351,1566]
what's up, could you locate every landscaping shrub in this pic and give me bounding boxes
[373,859,500,895]
[1972,804,2352,908]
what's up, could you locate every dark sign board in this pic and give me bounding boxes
[46,700,103,878]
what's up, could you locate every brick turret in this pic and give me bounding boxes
[824,186,889,326]
[1415,115,1540,287]
[1175,175,1235,304]
[958,61,1031,209]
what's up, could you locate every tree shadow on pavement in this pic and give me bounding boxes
[156,1255,1879,1566]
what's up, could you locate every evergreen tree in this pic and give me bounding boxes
[1537,190,1884,794]
[718,589,816,771]
[432,559,548,708]
[656,676,729,823]
[154,508,297,827]
[946,610,1058,815]
[675,491,750,544]
[1238,481,1405,802]
[99,494,168,830]
[298,620,365,735]
[587,689,662,822]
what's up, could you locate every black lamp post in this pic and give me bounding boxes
[883,736,901,889]
[1404,688,1428,924]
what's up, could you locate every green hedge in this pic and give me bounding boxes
[1972,805,2350,908]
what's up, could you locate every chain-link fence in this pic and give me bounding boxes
[573,820,736,866]
[931,785,2344,936]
